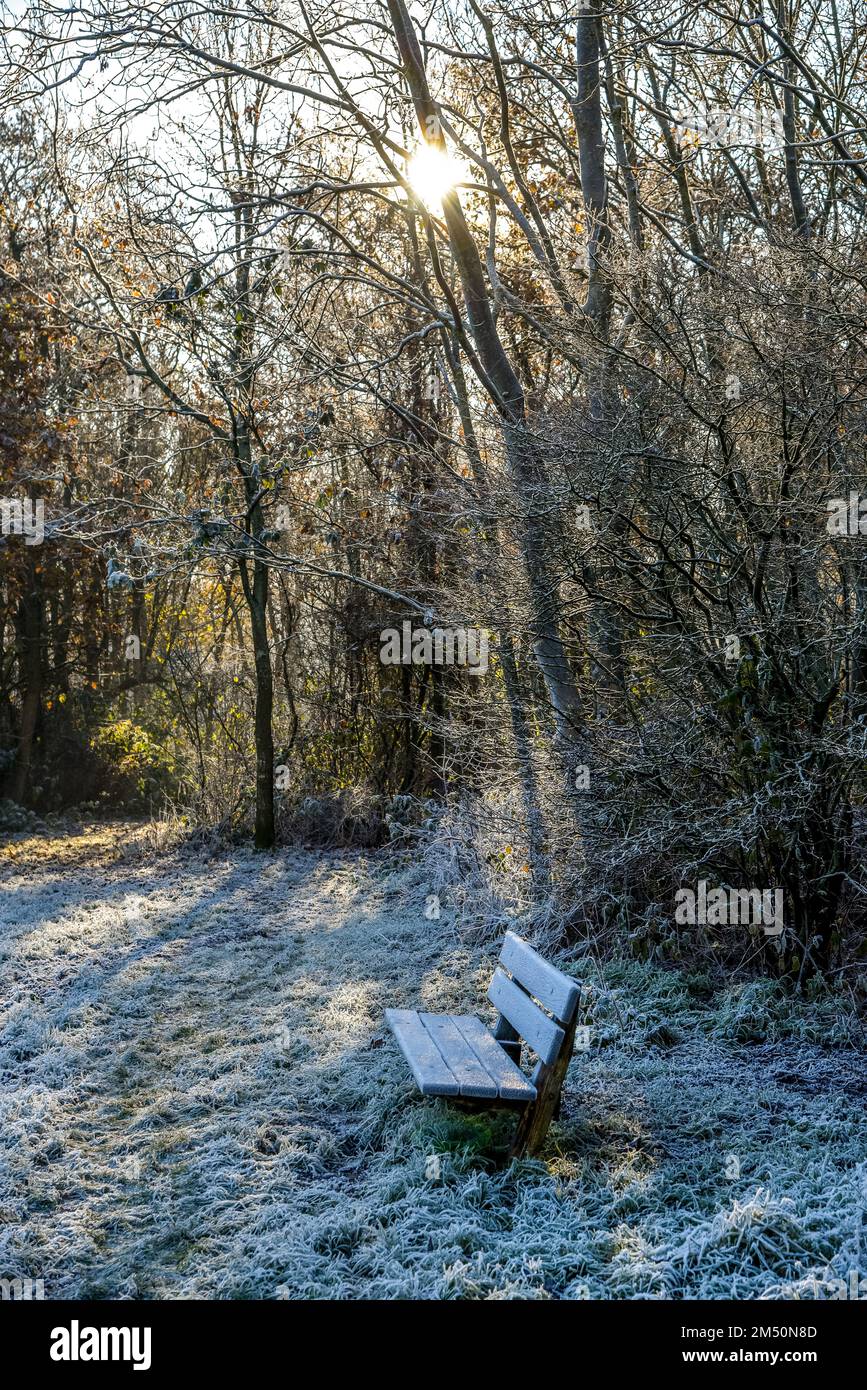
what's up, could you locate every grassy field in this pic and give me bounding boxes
[1,825,864,1299]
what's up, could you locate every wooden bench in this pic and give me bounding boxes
[385,930,580,1158]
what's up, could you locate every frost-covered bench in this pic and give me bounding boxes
[385,930,580,1158]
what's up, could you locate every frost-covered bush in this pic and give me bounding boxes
[0,797,42,835]
[275,789,436,847]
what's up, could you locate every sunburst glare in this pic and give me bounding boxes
[407,143,466,208]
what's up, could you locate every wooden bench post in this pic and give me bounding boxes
[509,1012,577,1159]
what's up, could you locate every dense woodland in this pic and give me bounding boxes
[1,0,866,984]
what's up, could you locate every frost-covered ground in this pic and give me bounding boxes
[1,825,865,1300]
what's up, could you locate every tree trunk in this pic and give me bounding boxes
[249,555,275,850]
[9,563,43,804]
[386,0,585,758]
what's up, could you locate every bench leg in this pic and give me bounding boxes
[509,1016,576,1159]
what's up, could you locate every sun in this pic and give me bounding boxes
[407,143,466,208]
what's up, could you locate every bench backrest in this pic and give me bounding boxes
[488,930,580,1066]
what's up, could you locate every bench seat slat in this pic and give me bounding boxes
[386,1010,537,1103]
[500,931,580,1024]
[418,1013,500,1098]
[452,1015,537,1102]
[487,967,565,1066]
[385,1008,460,1096]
